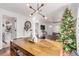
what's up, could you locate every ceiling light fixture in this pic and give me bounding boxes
[27,3,47,20]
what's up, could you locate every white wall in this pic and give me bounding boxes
[76,9,79,55]
[76,4,79,55]
[0,8,26,49]
[0,13,2,49]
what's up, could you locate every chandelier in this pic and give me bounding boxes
[26,3,47,19]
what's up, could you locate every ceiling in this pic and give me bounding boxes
[0,3,69,17]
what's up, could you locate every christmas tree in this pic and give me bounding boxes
[59,8,76,52]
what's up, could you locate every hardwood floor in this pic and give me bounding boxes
[0,47,10,56]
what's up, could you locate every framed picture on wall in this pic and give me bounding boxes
[40,25,45,30]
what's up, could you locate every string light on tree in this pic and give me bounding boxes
[59,8,76,55]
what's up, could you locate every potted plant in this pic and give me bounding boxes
[59,8,77,56]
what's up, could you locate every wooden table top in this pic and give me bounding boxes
[11,38,63,56]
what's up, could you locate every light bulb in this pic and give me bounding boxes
[44,16,47,20]
[30,14,32,16]
[36,10,39,13]
[26,3,30,7]
[49,25,52,28]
